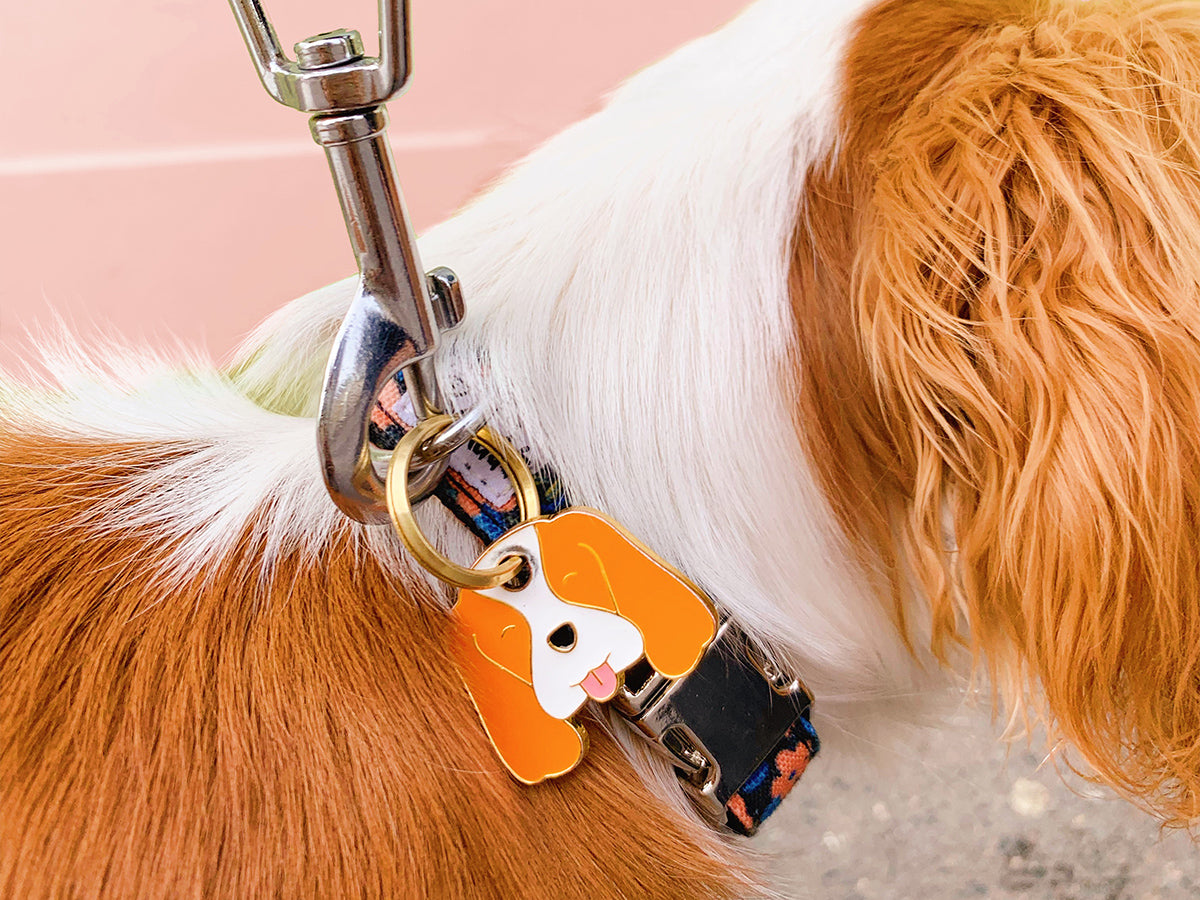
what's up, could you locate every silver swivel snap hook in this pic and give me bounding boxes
[228,0,467,522]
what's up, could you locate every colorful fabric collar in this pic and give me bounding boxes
[369,372,819,836]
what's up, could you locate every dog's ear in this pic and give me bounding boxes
[451,589,586,783]
[852,4,1200,823]
[536,510,716,679]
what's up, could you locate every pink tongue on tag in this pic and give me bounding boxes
[580,661,618,701]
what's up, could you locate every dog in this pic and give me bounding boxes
[4,0,1200,895]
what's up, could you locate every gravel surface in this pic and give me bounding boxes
[758,712,1199,899]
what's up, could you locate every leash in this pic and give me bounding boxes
[230,0,818,838]
[227,0,476,523]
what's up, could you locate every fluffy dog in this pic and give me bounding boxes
[4,0,1200,895]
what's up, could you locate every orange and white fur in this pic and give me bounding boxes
[4,0,1200,895]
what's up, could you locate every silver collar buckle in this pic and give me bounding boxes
[612,618,813,826]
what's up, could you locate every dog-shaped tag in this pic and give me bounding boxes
[451,508,717,783]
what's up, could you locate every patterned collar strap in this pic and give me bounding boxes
[370,372,819,836]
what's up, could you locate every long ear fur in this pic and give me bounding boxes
[536,510,716,679]
[452,590,586,783]
[854,2,1200,824]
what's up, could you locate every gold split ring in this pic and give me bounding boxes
[385,414,541,590]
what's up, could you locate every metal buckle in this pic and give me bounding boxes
[228,1,465,522]
[613,619,813,824]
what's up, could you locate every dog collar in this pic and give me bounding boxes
[370,372,819,835]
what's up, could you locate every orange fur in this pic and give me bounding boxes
[795,0,1200,826]
[0,433,749,897]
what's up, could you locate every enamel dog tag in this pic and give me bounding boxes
[450,508,718,784]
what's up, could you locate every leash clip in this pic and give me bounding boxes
[613,619,814,826]
[228,1,465,522]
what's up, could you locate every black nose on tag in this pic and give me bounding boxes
[548,623,577,652]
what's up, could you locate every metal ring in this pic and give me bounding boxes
[386,414,541,590]
[401,359,458,504]
[403,451,450,503]
[414,404,487,465]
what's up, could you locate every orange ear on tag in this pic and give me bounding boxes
[450,508,717,784]
[451,589,589,784]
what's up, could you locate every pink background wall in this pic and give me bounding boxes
[0,1,745,367]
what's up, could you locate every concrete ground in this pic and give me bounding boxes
[758,712,1199,899]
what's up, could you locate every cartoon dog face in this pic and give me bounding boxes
[470,531,645,719]
[451,509,717,784]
